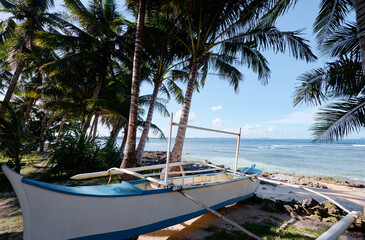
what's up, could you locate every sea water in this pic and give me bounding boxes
[118,138,365,183]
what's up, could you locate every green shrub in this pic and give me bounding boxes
[0,102,37,173]
[48,127,123,176]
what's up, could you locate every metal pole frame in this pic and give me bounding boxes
[164,113,174,183]
[165,113,242,182]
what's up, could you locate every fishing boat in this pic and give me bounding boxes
[2,114,264,240]
[2,163,261,240]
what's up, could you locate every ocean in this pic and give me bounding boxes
[117,138,365,183]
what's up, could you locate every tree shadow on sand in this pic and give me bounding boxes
[0,232,23,240]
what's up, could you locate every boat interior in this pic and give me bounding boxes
[132,171,236,190]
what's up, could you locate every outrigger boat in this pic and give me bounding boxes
[2,163,261,240]
[2,114,263,240]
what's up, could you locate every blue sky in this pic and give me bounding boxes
[2,0,365,139]
[137,0,364,139]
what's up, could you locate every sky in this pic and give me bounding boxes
[2,0,365,139]
[135,0,364,139]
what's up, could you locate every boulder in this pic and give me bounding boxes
[311,206,329,218]
[302,197,319,209]
[321,200,342,216]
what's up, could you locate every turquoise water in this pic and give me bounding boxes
[118,138,365,183]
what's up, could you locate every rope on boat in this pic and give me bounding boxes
[257,177,353,214]
[176,189,263,240]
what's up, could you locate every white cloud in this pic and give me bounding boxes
[212,118,227,127]
[210,105,222,112]
[241,124,279,138]
[268,108,316,125]
[174,110,197,122]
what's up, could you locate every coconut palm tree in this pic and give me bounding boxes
[134,14,187,163]
[0,0,59,117]
[293,22,365,140]
[169,0,317,162]
[121,0,147,171]
[35,0,126,132]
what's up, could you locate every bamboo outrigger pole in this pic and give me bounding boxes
[177,190,262,240]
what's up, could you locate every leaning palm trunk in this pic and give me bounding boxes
[88,114,99,140]
[355,0,365,72]
[120,126,128,152]
[109,117,125,143]
[92,113,99,139]
[23,98,37,125]
[56,114,67,143]
[171,62,199,162]
[82,63,108,132]
[136,84,159,164]
[0,57,26,117]
[121,0,146,171]
[39,113,55,152]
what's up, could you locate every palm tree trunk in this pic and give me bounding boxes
[355,0,365,72]
[0,56,26,117]
[88,114,99,140]
[14,156,21,173]
[82,61,108,132]
[120,127,128,152]
[39,113,55,152]
[82,117,91,132]
[109,120,123,143]
[23,98,36,125]
[92,114,99,139]
[121,0,146,172]
[56,114,67,143]
[136,84,160,164]
[171,62,199,162]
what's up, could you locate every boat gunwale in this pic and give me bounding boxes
[19,169,261,197]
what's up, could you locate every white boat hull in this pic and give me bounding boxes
[2,164,260,240]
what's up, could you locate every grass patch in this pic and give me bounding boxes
[269,216,282,222]
[203,219,319,240]
[0,215,22,233]
[303,227,329,238]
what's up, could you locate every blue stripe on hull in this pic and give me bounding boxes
[70,192,254,240]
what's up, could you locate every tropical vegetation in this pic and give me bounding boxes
[2,0,361,175]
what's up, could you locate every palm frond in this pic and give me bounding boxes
[314,0,354,44]
[321,22,359,58]
[311,97,365,141]
[149,122,166,139]
[293,68,327,106]
[210,53,243,92]
[293,58,365,106]
[0,19,17,46]
[223,40,270,83]
[261,0,298,25]
[165,79,184,104]
[0,0,17,10]
[242,27,317,62]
